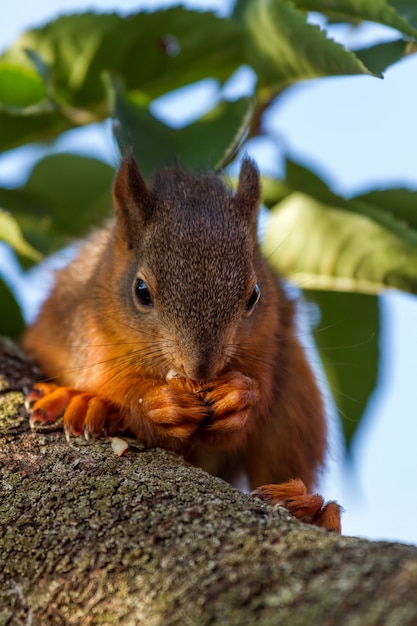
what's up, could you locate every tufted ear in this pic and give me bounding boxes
[235,157,261,228]
[112,152,152,249]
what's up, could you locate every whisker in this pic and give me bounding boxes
[36,339,174,386]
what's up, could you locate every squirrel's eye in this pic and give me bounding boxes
[245,284,260,313]
[135,278,153,308]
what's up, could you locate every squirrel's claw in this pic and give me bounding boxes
[27,385,114,441]
[141,382,207,439]
[201,370,259,433]
[26,381,59,410]
[29,385,79,425]
[252,478,342,534]
[29,409,54,429]
[62,393,113,439]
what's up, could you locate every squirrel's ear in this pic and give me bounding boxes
[112,152,151,248]
[235,157,261,225]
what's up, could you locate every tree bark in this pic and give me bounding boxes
[1,337,417,626]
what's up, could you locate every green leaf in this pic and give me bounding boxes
[0,187,54,258]
[0,109,73,154]
[106,8,243,99]
[0,155,115,254]
[284,159,343,207]
[306,289,380,451]
[265,159,417,250]
[354,39,411,74]
[0,9,243,152]
[354,187,417,231]
[260,176,291,208]
[0,183,53,220]
[111,80,253,177]
[296,0,417,38]
[261,157,349,210]
[24,154,115,249]
[24,49,53,90]
[0,63,47,109]
[233,0,377,100]
[390,0,417,30]
[0,209,42,262]
[262,192,417,294]
[0,279,25,338]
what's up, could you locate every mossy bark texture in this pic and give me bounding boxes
[1,338,417,626]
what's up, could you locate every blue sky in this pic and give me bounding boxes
[2,1,417,544]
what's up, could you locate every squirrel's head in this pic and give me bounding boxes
[111,153,267,382]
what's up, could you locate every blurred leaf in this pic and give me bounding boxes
[0,155,115,254]
[284,159,343,207]
[24,49,53,89]
[263,192,417,294]
[233,0,377,100]
[180,98,254,170]
[354,39,411,74]
[112,80,253,177]
[307,290,379,451]
[24,154,114,249]
[261,176,291,208]
[0,109,73,153]
[0,279,25,338]
[354,188,417,230]
[380,0,417,31]
[0,209,42,262]
[346,195,417,249]
[264,159,417,248]
[0,187,53,257]
[0,186,44,216]
[296,0,417,38]
[261,157,350,209]
[0,9,243,152]
[0,63,47,109]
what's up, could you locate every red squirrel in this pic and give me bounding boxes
[23,153,341,532]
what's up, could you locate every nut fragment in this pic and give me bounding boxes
[166,369,180,381]
[110,437,129,457]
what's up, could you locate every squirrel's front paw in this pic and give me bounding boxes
[28,383,116,440]
[202,370,259,432]
[252,478,342,533]
[141,382,208,439]
[28,383,79,428]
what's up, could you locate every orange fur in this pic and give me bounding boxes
[252,478,342,533]
[23,154,341,532]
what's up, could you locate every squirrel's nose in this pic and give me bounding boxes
[182,359,221,383]
[182,364,208,383]
[178,339,226,382]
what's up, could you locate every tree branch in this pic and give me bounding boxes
[1,337,417,625]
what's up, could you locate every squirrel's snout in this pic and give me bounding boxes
[180,356,224,384]
[183,363,215,384]
[170,334,229,383]
[164,361,213,384]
